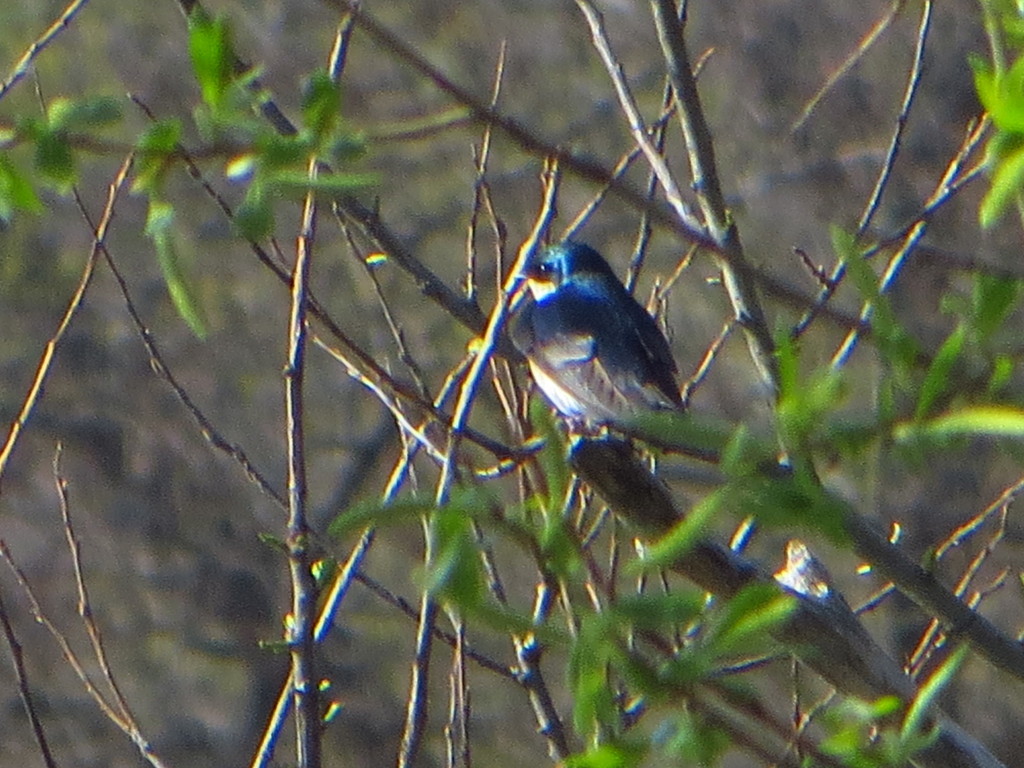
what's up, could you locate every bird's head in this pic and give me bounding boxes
[522,241,620,300]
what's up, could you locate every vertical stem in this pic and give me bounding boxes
[650,0,778,393]
[285,159,321,768]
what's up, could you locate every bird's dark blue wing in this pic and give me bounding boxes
[512,283,681,423]
[618,289,682,408]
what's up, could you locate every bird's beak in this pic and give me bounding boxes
[524,274,557,300]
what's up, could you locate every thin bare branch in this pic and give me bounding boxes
[0,153,131,491]
[0,586,57,768]
[516,581,571,760]
[466,41,508,304]
[681,320,734,408]
[794,0,932,339]
[574,0,705,235]
[444,621,471,768]
[833,93,978,369]
[857,0,932,236]
[790,0,906,133]
[649,0,778,392]
[0,0,90,101]
[281,157,322,768]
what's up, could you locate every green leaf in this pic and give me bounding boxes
[256,133,308,170]
[702,583,794,655]
[624,409,734,460]
[973,54,1024,133]
[820,696,903,765]
[328,493,436,538]
[833,225,917,370]
[774,329,800,400]
[667,711,731,766]
[530,397,570,512]
[570,614,620,733]
[0,154,43,222]
[611,591,704,631]
[47,96,122,132]
[914,324,965,420]
[34,127,75,192]
[327,134,367,165]
[902,645,967,740]
[778,365,846,447]
[425,508,483,607]
[188,12,234,109]
[897,405,1024,441]
[302,69,341,140]
[235,182,274,242]
[266,169,378,197]
[971,55,997,116]
[635,492,719,571]
[146,201,208,339]
[134,119,183,195]
[564,742,646,768]
[718,424,769,476]
[980,143,1024,228]
[257,638,291,654]
[728,469,848,545]
[256,531,288,554]
[990,354,1014,393]
[539,515,582,580]
[972,273,1021,340]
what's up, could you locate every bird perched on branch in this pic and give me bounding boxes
[511,241,683,428]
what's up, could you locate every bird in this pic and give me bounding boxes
[511,241,683,428]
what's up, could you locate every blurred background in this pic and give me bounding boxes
[1,1,1021,765]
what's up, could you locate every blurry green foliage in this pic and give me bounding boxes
[0,10,374,337]
[973,0,1024,227]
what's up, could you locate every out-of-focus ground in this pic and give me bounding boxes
[1,1,1021,766]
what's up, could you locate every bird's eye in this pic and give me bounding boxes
[538,262,554,274]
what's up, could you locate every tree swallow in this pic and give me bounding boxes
[511,241,683,427]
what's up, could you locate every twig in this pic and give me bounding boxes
[399,159,561,768]
[937,474,1024,561]
[323,0,727,252]
[790,0,906,133]
[517,581,571,759]
[627,86,676,294]
[136,32,517,460]
[54,448,127,720]
[910,503,1010,677]
[281,128,323,765]
[857,0,931,237]
[681,320,734,408]
[341,227,432,400]
[0,586,56,768]
[0,0,90,101]
[560,103,676,246]
[0,535,171,768]
[313,336,448,464]
[0,543,132,747]
[254,341,502,768]
[444,620,471,768]
[0,152,171,768]
[0,151,131,491]
[574,0,704,236]
[832,89,979,369]
[398,591,439,768]
[648,0,778,393]
[102,244,287,507]
[273,14,365,758]
[466,41,507,304]
[794,0,932,340]
[355,572,514,678]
